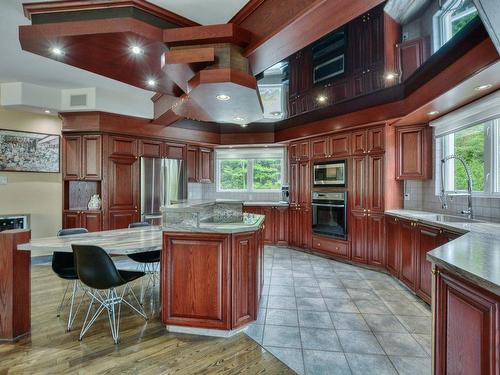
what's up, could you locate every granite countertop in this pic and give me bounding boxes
[242,201,289,207]
[163,214,265,234]
[385,209,500,295]
[164,200,289,211]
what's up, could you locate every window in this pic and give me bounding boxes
[439,119,500,195]
[216,148,284,192]
[433,0,478,51]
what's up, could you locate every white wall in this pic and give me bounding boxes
[0,105,62,241]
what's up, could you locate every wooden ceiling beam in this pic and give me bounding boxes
[22,0,199,27]
[244,0,385,74]
[163,24,252,47]
[165,47,215,65]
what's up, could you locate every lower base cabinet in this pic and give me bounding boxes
[312,235,350,259]
[385,214,461,304]
[434,268,500,375]
[243,206,290,246]
[109,210,139,230]
[63,210,102,232]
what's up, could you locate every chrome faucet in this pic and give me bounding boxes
[440,155,473,219]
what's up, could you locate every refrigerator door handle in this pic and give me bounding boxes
[160,158,165,209]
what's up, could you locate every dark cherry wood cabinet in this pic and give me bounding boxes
[396,37,429,81]
[274,206,289,245]
[187,146,198,182]
[289,162,299,206]
[289,140,310,162]
[399,219,417,290]
[63,135,102,180]
[108,156,138,211]
[109,136,137,158]
[312,235,350,260]
[434,268,500,375]
[385,215,400,277]
[289,48,313,99]
[311,133,351,159]
[260,206,275,244]
[186,145,213,183]
[351,131,368,155]
[350,210,368,263]
[139,139,162,158]
[232,232,258,328]
[198,147,214,183]
[63,210,102,232]
[288,206,301,248]
[395,125,432,180]
[367,213,385,267]
[109,210,139,230]
[298,161,311,207]
[164,142,186,159]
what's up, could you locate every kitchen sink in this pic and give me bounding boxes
[434,214,483,223]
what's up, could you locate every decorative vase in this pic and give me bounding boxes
[87,194,101,210]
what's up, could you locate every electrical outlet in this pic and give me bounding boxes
[404,192,411,201]
[0,176,7,185]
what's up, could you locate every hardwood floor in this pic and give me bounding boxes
[0,265,293,374]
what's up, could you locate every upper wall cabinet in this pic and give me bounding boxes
[63,135,102,181]
[289,140,310,161]
[187,145,214,183]
[395,124,432,180]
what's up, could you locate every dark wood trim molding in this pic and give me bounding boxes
[22,0,199,27]
[229,0,266,24]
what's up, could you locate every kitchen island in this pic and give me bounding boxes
[3,200,265,340]
[160,200,265,336]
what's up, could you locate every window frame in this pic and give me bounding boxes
[215,152,285,193]
[433,0,478,52]
[437,119,500,197]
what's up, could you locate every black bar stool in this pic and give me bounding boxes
[127,222,160,303]
[72,244,147,344]
[52,227,88,331]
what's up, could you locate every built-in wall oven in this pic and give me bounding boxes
[312,192,347,240]
[313,160,346,187]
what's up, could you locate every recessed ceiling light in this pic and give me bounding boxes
[317,95,327,103]
[240,124,248,128]
[147,79,157,87]
[130,45,143,55]
[474,84,492,91]
[44,110,51,114]
[216,94,231,101]
[427,110,440,116]
[270,111,282,117]
[234,116,245,122]
[50,47,64,56]
[384,72,398,80]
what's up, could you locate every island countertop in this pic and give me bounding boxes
[17,214,265,254]
[385,209,500,295]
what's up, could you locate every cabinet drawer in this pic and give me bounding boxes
[312,236,350,259]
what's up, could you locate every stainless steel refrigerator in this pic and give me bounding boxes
[140,157,187,224]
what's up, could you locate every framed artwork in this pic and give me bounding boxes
[0,129,60,173]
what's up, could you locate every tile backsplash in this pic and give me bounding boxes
[404,180,500,223]
[188,182,282,202]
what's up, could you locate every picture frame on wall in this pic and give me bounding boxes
[0,129,60,173]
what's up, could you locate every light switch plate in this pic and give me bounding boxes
[404,193,410,201]
[0,176,7,185]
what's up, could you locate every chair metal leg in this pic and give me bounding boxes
[79,283,148,344]
[139,262,160,305]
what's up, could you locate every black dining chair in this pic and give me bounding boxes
[52,227,88,331]
[127,222,161,303]
[72,244,148,344]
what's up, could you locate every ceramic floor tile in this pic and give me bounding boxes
[375,332,428,357]
[303,350,352,375]
[324,298,360,313]
[294,278,319,287]
[337,330,385,355]
[296,297,328,311]
[270,277,294,286]
[362,314,408,333]
[256,308,266,325]
[317,279,344,288]
[269,285,295,296]
[266,309,299,327]
[331,313,370,331]
[383,300,430,317]
[295,286,323,298]
[263,325,302,349]
[346,288,381,300]
[300,327,343,351]
[345,353,398,375]
[396,315,432,335]
[298,310,334,328]
[389,356,432,375]
[354,300,392,315]
[266,347,305,375]
[412,333,432,356]
[267,295,297,310]
[320,286,350,299]
[259,294,268,309]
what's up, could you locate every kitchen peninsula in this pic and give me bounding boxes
[9,201,265,339]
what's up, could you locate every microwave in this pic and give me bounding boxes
[313,160,346,187]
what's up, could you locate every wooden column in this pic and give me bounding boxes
[0,229,31,341]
